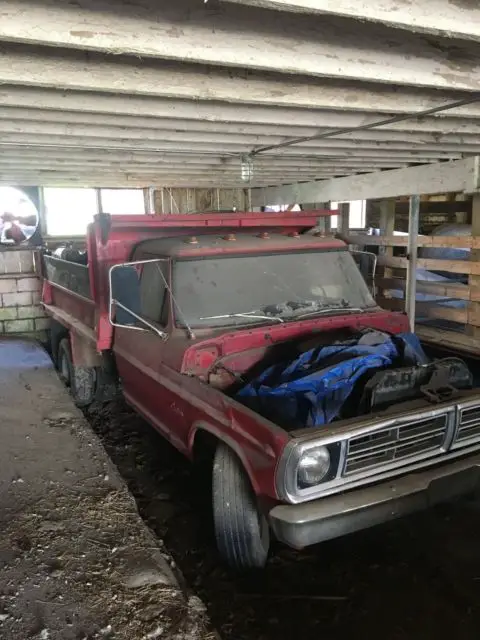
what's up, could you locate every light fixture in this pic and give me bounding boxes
[241,154,254,183]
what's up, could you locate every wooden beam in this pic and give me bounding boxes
[221,0,480,41]
[416,326,480,355]
[0,119,477,154]
[3,107,480,143]
[0,147,411,171]
[370,199,471,216]
[1,1,480,90]
[0,47,478,115]
[378,277,480,302]
[1,87,480,128]
[377,255,480,275]
[3,106,480,141]
[1,116,479,150]
[343,234,477,249]
[380,297,480,326]
[0,136,464,162]
[252,158,480,205]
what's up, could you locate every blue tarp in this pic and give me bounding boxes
[236,331,427,428]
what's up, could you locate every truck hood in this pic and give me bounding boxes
[181,309,409,382]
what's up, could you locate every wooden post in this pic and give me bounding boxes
[406,195,420,331]
[96,188,103,214]
[144,186,155,214]
[37,186,47,237]
[338,202,350,236]
[468,193,480,337]
[376,199,396,303]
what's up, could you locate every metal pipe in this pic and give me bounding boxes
[406,194,420,331]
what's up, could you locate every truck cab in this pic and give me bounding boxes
[41,212,480,570]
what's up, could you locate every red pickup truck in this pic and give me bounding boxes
[40,211,480,570]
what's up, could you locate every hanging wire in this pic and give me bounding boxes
[250,93,480,156]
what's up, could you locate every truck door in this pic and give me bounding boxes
[110,259,187,450]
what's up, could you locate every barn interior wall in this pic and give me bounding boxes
[0,248,47,341]
[153,187,249,214]
[366,194,471,233]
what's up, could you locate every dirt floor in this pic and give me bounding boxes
[0,339,213,640]
[86,398,480,640]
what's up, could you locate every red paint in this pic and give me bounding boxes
[42,212,409,502]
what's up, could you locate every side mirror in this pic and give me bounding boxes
[109,263,168,340]
[110,264,142,326]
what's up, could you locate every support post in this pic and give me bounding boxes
[468,193,480,336]
[378,199,396,292]
[96,188,103,214]
[405,194,420,331]
[338,202,350,236]
[145,186,155,214]
[37,186,47,237]
[302,202,328,232]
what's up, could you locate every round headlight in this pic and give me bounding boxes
[297,446,331,488]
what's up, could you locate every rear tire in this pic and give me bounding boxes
[212,442,270,570]
[56,337,96,407]
[57,338,72,387]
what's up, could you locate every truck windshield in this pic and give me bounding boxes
[173,250,377,328]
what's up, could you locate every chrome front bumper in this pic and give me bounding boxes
[269,452,480,549]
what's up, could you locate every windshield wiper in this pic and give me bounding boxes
[199,311,284,324]
[296,306,365,319]
[263,299,356,318]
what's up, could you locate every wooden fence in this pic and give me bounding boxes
[340,193,480,355]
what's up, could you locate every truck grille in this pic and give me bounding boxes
[456,407,480,443]
[344,415,448,476]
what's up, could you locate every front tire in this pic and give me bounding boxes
[212,443,270,570]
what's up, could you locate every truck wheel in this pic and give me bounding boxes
[212,442,270,570]
[56,338,96,408]
[57,338,72,387]
[72,365,97,408]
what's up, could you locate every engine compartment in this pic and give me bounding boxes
[232,328,473,431]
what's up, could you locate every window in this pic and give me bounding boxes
[44,187,146,236]
[44,188,98,236]
[263,202,365,229]
[173,251,376,328]
[101,189,145,215]
[140,261,169,326]
[330,200,366,229]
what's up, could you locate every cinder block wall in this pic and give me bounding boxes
[0,249,48,341]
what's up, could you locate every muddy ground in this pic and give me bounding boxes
[87,399,480,640]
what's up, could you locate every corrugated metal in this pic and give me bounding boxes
[0,0,479,188]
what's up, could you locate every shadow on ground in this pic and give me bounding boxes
[87,399,480,640]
